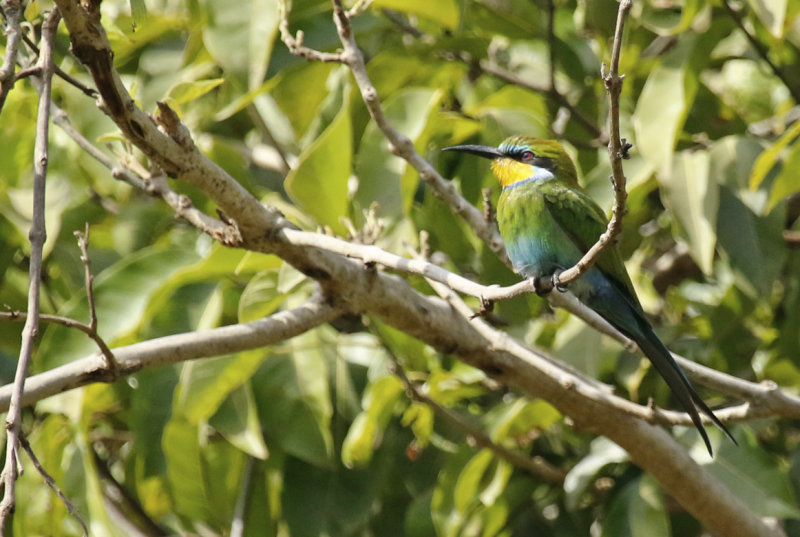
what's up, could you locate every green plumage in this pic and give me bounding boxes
[444,136,734,455]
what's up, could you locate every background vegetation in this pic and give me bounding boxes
[1,0,799,535]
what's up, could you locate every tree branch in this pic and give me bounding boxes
[0,292,342,410]
[0,0,24,113]
[0,8,60,530]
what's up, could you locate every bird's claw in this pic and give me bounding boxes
[551,270,568,293]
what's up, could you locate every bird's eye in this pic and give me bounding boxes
[520,151,535,162]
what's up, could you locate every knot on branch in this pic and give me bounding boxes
[155,102,193,148]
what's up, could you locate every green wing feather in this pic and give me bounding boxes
[541,185,640,305]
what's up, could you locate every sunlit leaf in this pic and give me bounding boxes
[749,119,800,190]
[661,150,718,274]
[176,349,267,423]
[165,78,225,105]
[163,419,211,520]
[746,0,787,38]
[354,88,442,218]
[601,475,670,537]
[634,60,695,177]
[564,437,629,510]
[209,382,269,459]
[371,0,459,29]
[285,97,352,234]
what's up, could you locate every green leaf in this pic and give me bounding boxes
[238,269,287,322]
[564,437,629,510]
[129,0,147,27]
[467,86,550,141]
[601,475,670,537]
[485,398,561,443]
[165,78,225,105]
[200,0,256,75]
[249,0,280,88]
[252,331,334,466]
[354,88,442,218]
[176,349,267,423]
[640,0,703,35]
[271,62,337,138]
[285,97,352,234]
[634,62,696,177]
[768,138,800,211]
[163,419,211,520]
[747,0,787,38]
[5,175,76,258]
[749,118,800,190]
[661,150,719,274]
[704,429,800,518]
[371,0,459,29]
[716,187,787,297]
[341,375,404,467]
[454,449,493,513]
[38,245,200,369]
[210,382,269,459]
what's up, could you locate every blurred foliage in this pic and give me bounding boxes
[1,0,800,535]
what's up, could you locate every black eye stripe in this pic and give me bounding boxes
[512,151,555,171]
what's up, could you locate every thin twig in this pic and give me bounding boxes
[19,30,99,98]
[470,58,607,145]
[0,310,116,360]
[328,0,509,258]
[538,0,632,294]
[0,8,60,531]
[20,436,89,536]
[91,447,169,536]
[74,225,118,370]
[277,0,346,62]
[0,0,24,113]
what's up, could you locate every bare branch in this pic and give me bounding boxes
[0,292,342,410]
[315,0,508,260]
[0,310,116,363]
[277,0,346,62]
[0,0,24,113]
[20,436,88,537]
[0,8,60,530]
[74,225,118,371]
[538,0,632,294]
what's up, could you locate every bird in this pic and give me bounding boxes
[444,136,735,455]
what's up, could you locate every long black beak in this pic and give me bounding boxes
[443,144,503,160]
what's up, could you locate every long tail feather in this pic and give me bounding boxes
[635,326,736,455]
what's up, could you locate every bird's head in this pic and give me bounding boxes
[444,136,578,189]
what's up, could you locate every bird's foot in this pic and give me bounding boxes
[551,270,568,293]
[532,277,551,297]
